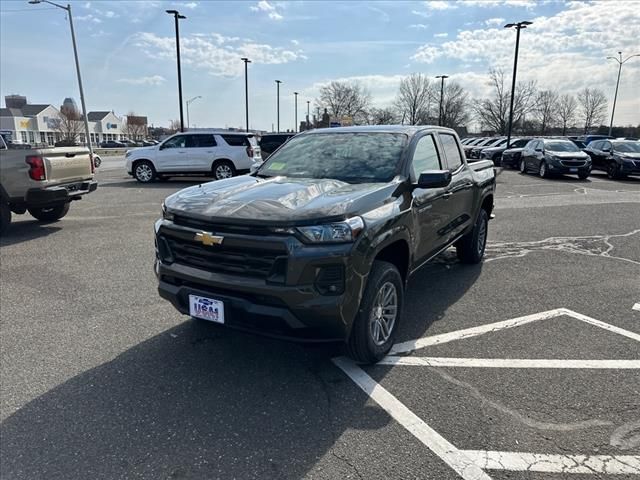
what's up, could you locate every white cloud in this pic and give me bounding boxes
[183,2,198,8]
[411,44,442,63]
[76,14,102,23]
[434,32,448,37]
[426,1,457,10]
[134,32,304,77]
[291,39,300,45]
[118,75,166,86]
[250,0,283,20]
[104,11,117,18]
[411,9,431,19]
[459,0,536,7]
[485,17,505,26]
[409,24,428,29]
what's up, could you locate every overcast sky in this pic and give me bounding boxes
[1,0,638,131]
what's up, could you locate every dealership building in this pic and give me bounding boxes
[0,95,146,146]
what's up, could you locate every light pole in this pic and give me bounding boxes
[166,9,186,132]
[435,75,449,126]
[241,58,251,132]
[606,51,639,136]
[293,92,299,133]
[504,20,532,148]
[275,80,282,132]
[186,96,201,130]
[29,0,92,155]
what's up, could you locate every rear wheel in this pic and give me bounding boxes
[346,261,403,364]
[28,202,70,222]
[456,208,489,264]
[0,202,11,234]
[133,160,156,183]
[213,160,236,180]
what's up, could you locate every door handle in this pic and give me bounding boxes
[442,191,453,199]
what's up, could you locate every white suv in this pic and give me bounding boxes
[125,131,262,183]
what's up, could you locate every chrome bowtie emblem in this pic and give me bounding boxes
[194,232,224,246]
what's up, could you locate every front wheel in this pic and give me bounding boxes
[93,155,101,168]
[539,161,550,178]
[133,161,156,183]
[28,202,70,222]
[456,208,489,264]
[578,171,589,180]
[607,162,623,180]
[519,158,527,174]
[347,261,403,364]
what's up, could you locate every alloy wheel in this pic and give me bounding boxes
[136,164,153,182]
[369,282,398,346]
[216,164,233,180]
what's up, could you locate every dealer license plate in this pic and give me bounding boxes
[570,168,578,172]
[189,295,224,324]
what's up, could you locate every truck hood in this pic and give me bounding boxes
[164,175,401,225]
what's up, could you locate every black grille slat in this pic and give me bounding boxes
[560,160,587,167]
[163,236,282,279]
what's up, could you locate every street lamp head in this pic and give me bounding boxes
[275,80,282,84]
[28,0,42,4]
[294,91,299,95]
[166,9,178,14]
[178,14,186,19]
[241,57,251,63]
[521,21,533,26]
[504,23,516,28]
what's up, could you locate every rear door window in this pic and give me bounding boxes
[191,134,217,148]
[439,133,463,170]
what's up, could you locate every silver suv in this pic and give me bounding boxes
[125,131,262,183]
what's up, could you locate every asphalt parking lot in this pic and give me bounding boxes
[1,158,639,479]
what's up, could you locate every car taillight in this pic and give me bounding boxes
[89,153,95,173]
[246,145,254,158]
[26,155,46,181]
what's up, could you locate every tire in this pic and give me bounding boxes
[346,260,403,364]
[456,208,489,264]
[28,202,70,222]
[519,158,527,174]
[212,160,236,180]
[93,155,101,168]
[133,160,156,183]
[539,160,550,178]
[578,171,589,180]
[607,162,622,180]
[0,202,11,235]
[493,154,502,167]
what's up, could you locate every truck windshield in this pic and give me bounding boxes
[257,132,407,183]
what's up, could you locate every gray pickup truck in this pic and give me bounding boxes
[0,135,97,234]
[155,126,495,363]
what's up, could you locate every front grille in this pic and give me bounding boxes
[161,235,287,280]
[173,215,272,236]
[634,161,640,168]
[560,160,587,167]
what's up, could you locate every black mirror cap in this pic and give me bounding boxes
[416,170,452,189]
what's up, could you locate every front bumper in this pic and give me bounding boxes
[154,219,364,341]
[546,160,591,175]
[25,180,98,207]
[620,161,640,175]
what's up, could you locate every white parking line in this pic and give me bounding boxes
[462,450,640,475]
[390,309,565,355]
[562,308,640,343]
[332,356,493,480]
[378,356,640,369]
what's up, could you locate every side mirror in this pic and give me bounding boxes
[535,147,543,152]
[416,170,452,189]
[602,147,611,153]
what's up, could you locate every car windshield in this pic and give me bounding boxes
[511,139,530,148]
[545,141,580,152]
[613,142,640,153]
[257,132,407,183]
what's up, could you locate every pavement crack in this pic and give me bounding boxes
[430,368,613,432]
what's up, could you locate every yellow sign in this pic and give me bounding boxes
[19,120,30,129]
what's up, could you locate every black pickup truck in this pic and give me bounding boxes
[155,126,495,363]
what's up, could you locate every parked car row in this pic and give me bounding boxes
[100,139,158,148]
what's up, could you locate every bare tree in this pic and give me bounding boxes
[557,93,578,136]
[124,112,148,140]
[534,90,559,135]
[368,107,398,125]
[441,81,470,128]
[168,119,181,133]
[394,73,434,125]
[473,69,537,134]
[577,87,608,134]
[316,81,372,124]
[53,105,84,145]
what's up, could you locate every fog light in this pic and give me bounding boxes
[315,265,345,295]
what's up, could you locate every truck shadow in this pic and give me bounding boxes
[0,221,61,247]
[0,252,480,479]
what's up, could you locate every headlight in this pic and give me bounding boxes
[161,202,174,221]
[297,217,364,243]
